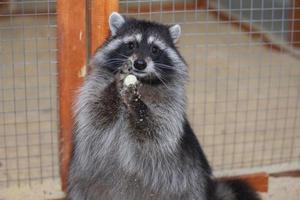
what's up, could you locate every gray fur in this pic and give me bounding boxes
[169,24,181,43]
[69,64,201,200]
[67,13,261,200]
[109,12,125,36]
[216,183,236,200]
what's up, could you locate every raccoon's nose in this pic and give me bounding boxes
[133,59,147,70]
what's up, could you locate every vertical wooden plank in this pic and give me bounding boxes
[290,0,300,47]
[57,0,87,191]
[90,0,119,55]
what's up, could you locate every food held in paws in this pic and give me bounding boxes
[124,74,138,86]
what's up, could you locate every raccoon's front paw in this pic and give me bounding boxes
[121,84,141,109]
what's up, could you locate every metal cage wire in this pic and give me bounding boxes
[119,0,300,171]
[0,0,59,187]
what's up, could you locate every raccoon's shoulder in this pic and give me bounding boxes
[179,118,212,174]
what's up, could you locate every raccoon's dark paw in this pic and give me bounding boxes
[121,84,141,109]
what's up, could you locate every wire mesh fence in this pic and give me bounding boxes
[119,0,300,171]
[0,0,59,187]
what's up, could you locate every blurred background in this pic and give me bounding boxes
[0,0,299,199]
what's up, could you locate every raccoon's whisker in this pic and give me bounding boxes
[154,62,173,69]
[155,62,181,72]
[102,61,126,68]
[148,73,158,100]
[155,63,185,76]
[103,61,124,66]
[105,60,126,64]
[155,67,170,77]
[116,52,129,59]
[154,71,170,90]
[155,65,175,70]
[154,62,174,67]
[158,77,170,90]
[104,61,122,65]
[155,68,176,87]
[106,58,126,61]
[111,68,121,74]
[155,66,171,70]
[104,58,126,64]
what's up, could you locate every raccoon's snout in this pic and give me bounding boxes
[133,59,147,70]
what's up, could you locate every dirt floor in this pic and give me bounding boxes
[0,177,299,200]
[260,177,300,200]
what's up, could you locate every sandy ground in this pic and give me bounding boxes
[0,5,300,200]
[261,177,300,200]
[0,177,299,200]
[216,163,300,200]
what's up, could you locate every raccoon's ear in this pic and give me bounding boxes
[169,24,181,43]
[109,12,125,36]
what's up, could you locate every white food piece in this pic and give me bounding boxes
[124,74,138,86]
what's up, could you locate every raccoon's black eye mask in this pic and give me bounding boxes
[150,45,161,56]
[127,41,136,50]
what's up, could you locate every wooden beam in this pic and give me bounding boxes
[57,0,87,191]
[218,172,269,193]
[290,0,300,47]
[271,170,300,177]
[90,0,119,55]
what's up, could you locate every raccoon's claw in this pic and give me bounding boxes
[121,84,141,108]
[115,60,133,84]
[120,60,133,76]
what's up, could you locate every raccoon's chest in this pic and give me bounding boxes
[99,170,183,200]
[87,118,190,200]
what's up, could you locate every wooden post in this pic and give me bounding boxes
[57,0,87,191]
[57,0,119,192]
[290,0,300,47]
[90,0,119,55]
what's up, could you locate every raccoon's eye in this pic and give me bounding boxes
[127,41,135,50]
[151,45,160,55]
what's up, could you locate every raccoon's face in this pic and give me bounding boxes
[93,12,187,85]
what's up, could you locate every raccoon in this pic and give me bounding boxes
[67,12,261,200]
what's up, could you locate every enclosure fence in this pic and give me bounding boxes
[119,0,300,171]
[0,0,59,187]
